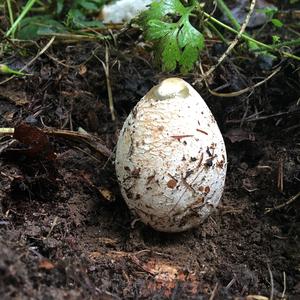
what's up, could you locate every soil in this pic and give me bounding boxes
[1,25,300,300]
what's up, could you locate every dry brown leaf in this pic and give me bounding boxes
[39,259,55,270]
[0,87,29,106]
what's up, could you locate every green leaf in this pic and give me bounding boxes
[161,29,180,71]
[139,0,204,72]
[17,16,67,40]
[68,8,85,21]
[56,0,64,14]
[177,21,204,73]
[139,0,187,24]
[146,19,177,40]
[67,7,104,28]
[179,46,199,73]
[272,35,281,44]
[271,18,283,27]
[178,20,204,49]
[78,1,99,11]
[256,7,278,18]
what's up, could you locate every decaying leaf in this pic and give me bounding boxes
[0,87,29,106]
[13,123,56,160]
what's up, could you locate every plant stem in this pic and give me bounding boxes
[206,21,228,45]
[215,0,240,31]
[271,38,300,49]
[5,0,38,37]
[216,0,299,49]
[203,12,300,61]
[6,0,14,28]
[0,128,14,135]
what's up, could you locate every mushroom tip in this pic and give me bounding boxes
[155,77,189,100]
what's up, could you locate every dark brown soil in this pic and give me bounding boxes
[0,32,300,299]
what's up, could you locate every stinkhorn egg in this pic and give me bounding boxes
[115,78,227,232]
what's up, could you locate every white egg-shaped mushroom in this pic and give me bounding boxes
[115,78,227,232]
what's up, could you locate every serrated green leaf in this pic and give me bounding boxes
[140,0,187,24]
[161,29,180,71]
[177,20,204,72]
[139,0,204,72]
[146,19,177,40]
[179,45,199,73]
[178,20,204,49]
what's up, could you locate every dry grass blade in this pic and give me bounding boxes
[97,44,116,121]
[265,191,300,213]
[199,65,281,98]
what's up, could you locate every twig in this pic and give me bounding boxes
[225,277,236,290]
[96,45,116,121]
[277,158,284,193]
[0,128,14,135]
[36,32,109,42]
[209,283,219,300]
[45,216,58,239]
[245,111,289,122]
[265,191,300,214]
[268,264,274,300]
[0,127,112,158]
[197,0,256,84]
[281,271,286,299]
[200,65,281,98]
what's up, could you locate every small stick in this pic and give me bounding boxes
[281,271,286,299]
[268,264,274,300]
[277,158,284,193]
[0,128,14,135]
[265,191,300,213]
[209,283,219,300]
[98,45,116,121]
[205,67,281,98]
[45,216,58,239]
[0,127,112,158]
